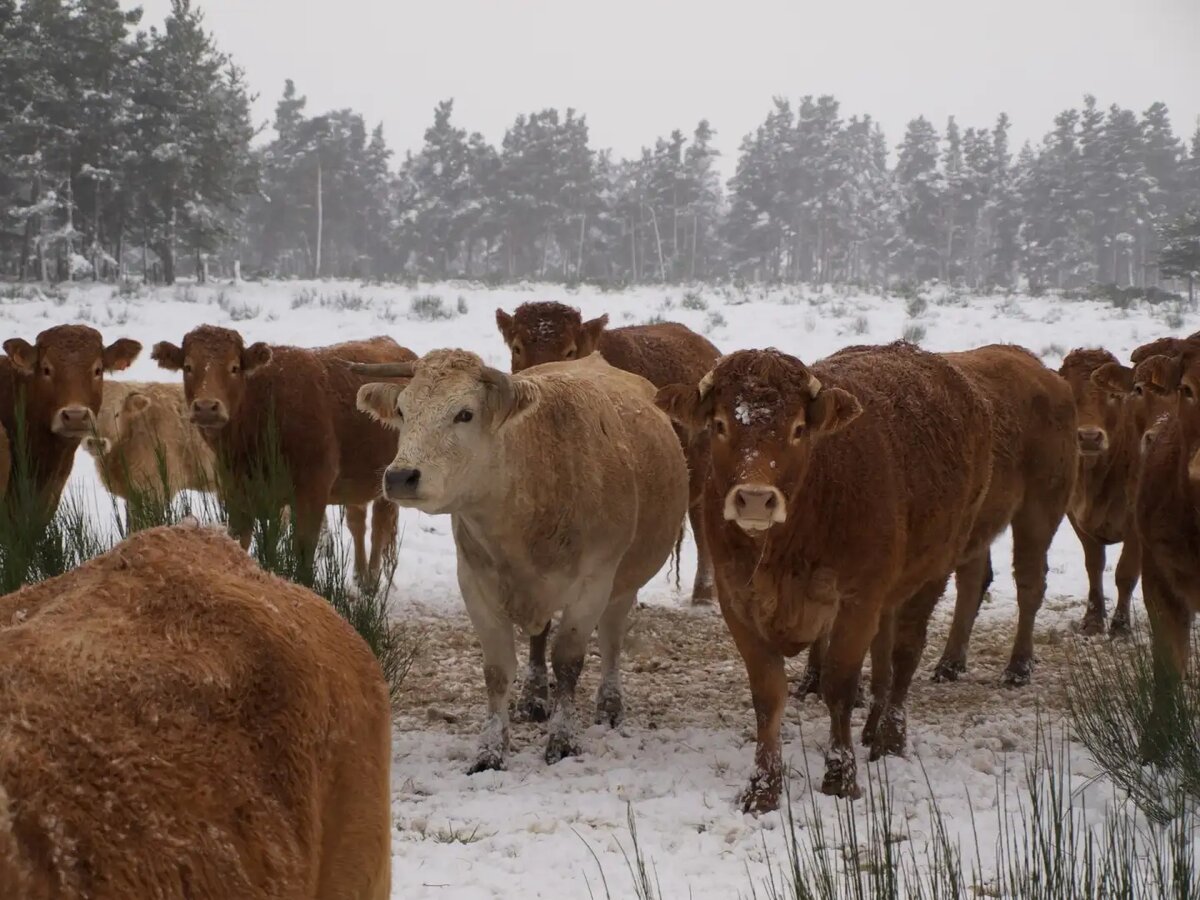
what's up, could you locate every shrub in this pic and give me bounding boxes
[902,323,927,344]
[681,290,708,311]
[906,295,928,318]
[409,294,453,321]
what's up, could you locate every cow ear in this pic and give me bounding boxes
[480,366,538,428]
[578,314,609,356]
[103,338,142,372]
[124,392,152,418]
[1139,355,1182,392]
[151,341,184,371]
[3,338,36,375]
[1092,362,1134,394]
[809,387,862,436]
[655,382,709,431]
[242,342,272,375]
[495,309,516,344]
[357,383,405,428]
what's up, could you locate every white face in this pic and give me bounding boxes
[84,388,149,457]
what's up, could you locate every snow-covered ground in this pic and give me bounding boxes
[4,278,1193,898]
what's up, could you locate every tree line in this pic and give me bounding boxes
[2,0,1199,293]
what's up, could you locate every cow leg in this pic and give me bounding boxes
[1004,504,1056,686]
[292,494,327,583]
[869,578,945,760]
[1139,559,1192,764]
[346,504,369,582]
[368,497,399,580]
[595,590,637,727]
[820,603,881,800]
[459,566,517,773]
[723,608,788,814]
[1109,533,1140,638]
[545,575,614,765]
[1074,520,1108,635]
[795,631,826,698]
[861,612,896,748]
[689,503,715,605]
[514,622,551,723]
[932,551,990,682]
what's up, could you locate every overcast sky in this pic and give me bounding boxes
[126,0,1200,178]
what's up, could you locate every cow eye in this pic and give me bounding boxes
[792,422,806,441]
[1133,385,1144,397]
[712,418,727,438]
[230,363,240,375]
[184,364,193,375]
[1184,385,1196,401]
[454,409,474,424]
[42,365,52,377]
[564,346,577,359]
[93,365,102,378]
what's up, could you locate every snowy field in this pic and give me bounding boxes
[4,278,1194,898]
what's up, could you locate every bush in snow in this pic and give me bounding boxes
[409,294,454,321]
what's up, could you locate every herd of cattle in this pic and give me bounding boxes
[1,302,1198,896]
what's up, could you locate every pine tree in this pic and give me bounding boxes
[894,116,944,282]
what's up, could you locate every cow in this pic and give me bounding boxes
[931,345,1078,684]
[1127,333,1200,453]
[0,325,141,513]
[353,350,689,771]
[151,326,411,582]
[1133,346,1200,756]
[0,421,9,500]
[655,343,993,809]
[83,380,218,502]
[0,522,392,900]
[496,301,721,606]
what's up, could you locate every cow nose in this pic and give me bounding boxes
[83,436,111,455]
[192,399,220,415]
[1077,426,1107,453]
[56,406,95,433]
[384,467,421,498]
[726,484,787,531]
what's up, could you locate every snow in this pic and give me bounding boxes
[3,278,1194,897]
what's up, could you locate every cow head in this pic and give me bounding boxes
[354,349,538,514]
[1059,348,1132,458]
[656,349,861,534]
[1139,348,1200,482]
[3,325,141,440]
[495,302,608,372]
[83,385,152,458]
[151,326,271,430]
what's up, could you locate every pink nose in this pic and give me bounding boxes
[56,406,95,431]
[1077,426,1107,453]
[725,483,788,530]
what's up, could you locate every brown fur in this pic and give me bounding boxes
[152,326,411,580]
[0,523,391,900]
[496,301,721,605]
[0,325,141,512]
[84,381,217,501]
[1134,346,1200,745]
[656,342,993,810]
[0,420,8,500]
[1058,347,1146,636]
[932,345,1078,681]
[357,349,689,770]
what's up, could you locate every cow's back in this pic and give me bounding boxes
[600,322,720,389]
[0,524,391,900]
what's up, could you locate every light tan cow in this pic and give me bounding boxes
[83,380,218,501]
[354,350,689,770]
[0,523,392,900]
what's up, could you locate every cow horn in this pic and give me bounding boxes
[478,366,509,387]
[346,360,416,377]
[807,374,822,396]
[697,370,716,399]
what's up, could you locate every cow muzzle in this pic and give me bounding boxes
[384,467,422,503]
[724,483,787,532]
[52,405,96,438]
[1077,426,1108,456]
[82,436,112,456]
[190,398,229,429]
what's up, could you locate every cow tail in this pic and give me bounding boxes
[672,520,684,592]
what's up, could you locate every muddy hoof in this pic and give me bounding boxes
[1077,613,1107,637]
[794,667,821,698]
[594,693,624,728]
[467,752,506,775]
[544,731,581,765]
[1002,660,1032,687]
[867,709,907,761]
[738,771,782,815]
[861,703,884,747]
[513,685,550,723]
[691,582,715,605]
[820,752,862,799]
[1108,616,1132,639]
[932,658,966,683]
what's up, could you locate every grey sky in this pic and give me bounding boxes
[127,0,1200,179]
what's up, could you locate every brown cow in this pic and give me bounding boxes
[496,301,720,605]
[0,523,391,900]
[151,326,411,581]
[1059,348,1152,636]
[0,325,141,512]
[932,345,1078,684]
[656,343,992,808]
[1133,347,1200,755]
[83,380,218,501]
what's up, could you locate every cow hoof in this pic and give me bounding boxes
[867,709,906,761]
[594,697,624,728]
[932,659,965,683]
[514,692,550,723]
[1077,613,1106,637]
[1002,662,1032,687]
[861,703,884,747]
[853,683,867,709]
[467,753,506,775]
[737,772,782,815]
[820,751,861,800]
[794,667,821,698]
[1109,616,1132,639]
[691,582,715,605]
[544,732,580,765]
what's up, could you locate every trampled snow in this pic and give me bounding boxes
[4,278,1193,898]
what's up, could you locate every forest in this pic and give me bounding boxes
[2,0,1199,296]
